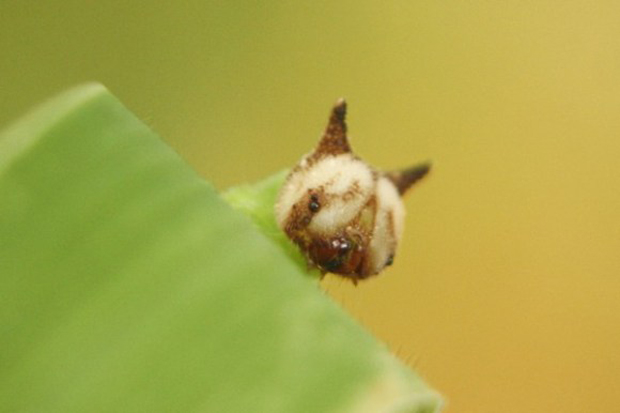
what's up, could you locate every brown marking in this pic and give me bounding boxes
[284,194,315,236]
[283,187,333,236]
[353,195,378,236]
[386,162,431,195]
[341,180,363,202]
[386,210,397,250]
[322,178,336,189]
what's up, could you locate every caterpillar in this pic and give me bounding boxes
[275,99,430,283]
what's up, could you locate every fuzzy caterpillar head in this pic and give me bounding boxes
[275,99,429,282]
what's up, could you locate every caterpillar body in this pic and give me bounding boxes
[275,99,429,283]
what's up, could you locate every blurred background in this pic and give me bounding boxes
[2,1,619,411]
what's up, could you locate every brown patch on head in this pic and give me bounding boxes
[283,188,331,236]
[307,233,366,276]
[385,162,431,195]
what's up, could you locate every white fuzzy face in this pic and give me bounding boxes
[275,99,429,282]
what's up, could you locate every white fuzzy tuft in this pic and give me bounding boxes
[367,177,405,274]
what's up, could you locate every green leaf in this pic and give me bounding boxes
[0,84,442,413]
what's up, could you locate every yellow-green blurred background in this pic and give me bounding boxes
[2,1,619,411]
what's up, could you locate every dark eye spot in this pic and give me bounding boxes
[309,194,320,212]
[385,255,394,267]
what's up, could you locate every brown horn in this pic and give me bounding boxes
[314,98,351,157]
[386,162,431,195]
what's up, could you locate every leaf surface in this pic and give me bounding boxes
[0,84,442,413]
